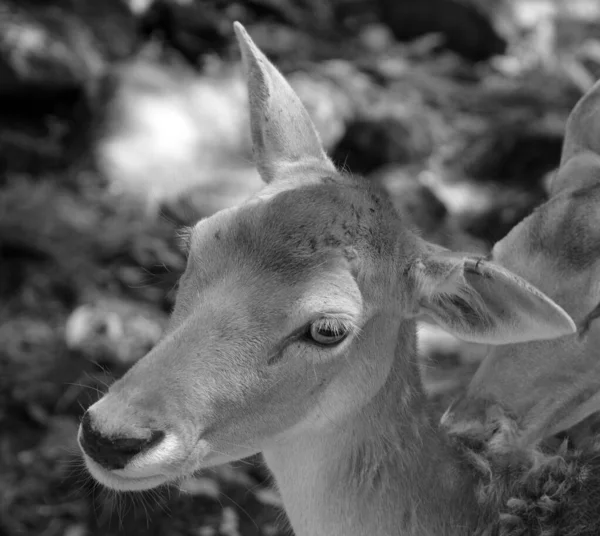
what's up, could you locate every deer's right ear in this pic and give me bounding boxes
[233,22,335,183]
[412,250,576,345]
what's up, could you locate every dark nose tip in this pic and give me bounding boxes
[79,411,164,470]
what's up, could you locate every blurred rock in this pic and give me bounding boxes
[331,102,437,175]
[180,476,221,498]
[0,0,137,87]
[241,21,337,65]
[421,169,543,245]
[378,0,507,62]
[94,56,263,217]
[95,56,375,219]
[63,525,87,536]
[0,176,181,302]
[65,297,168,367]
[1,1,110,93]
[288,67,356,151]
[38,415,80,457]
[372,165,446,227]
[140,0,231,66]
[288,60,376,151]
[0,0,139,174]
[458,188,542,245]
[358,23,396,53]
[138,0,340,66]
[418,322,488,366]
[0,318,57,366]
[457,120,564,187]
[0,316,79,416]
[418,321,487,401]
[219,507,240,536]
[0,89,89,174]
[163,167,264,226]
[417,320,486,416]
[371,165,487,253]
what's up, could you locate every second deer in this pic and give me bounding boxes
[76,23,600,536]
[446,78,600,450]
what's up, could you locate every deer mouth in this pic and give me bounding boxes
[78,425,210,492]
[78,426,231,492]
[81,453,172,491]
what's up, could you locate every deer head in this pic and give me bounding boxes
[77,23,575,493]
[446,80,600,447]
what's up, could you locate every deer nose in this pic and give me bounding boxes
[79,411,165,470]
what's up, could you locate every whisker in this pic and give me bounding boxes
[219,490,259,531]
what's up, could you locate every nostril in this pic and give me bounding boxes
[79,411,165,470]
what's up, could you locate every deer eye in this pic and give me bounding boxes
[308,318,349,346]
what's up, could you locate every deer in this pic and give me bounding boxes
[443,78,600,450]
[77,23,600,536]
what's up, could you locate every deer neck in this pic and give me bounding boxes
[262,319,480,536]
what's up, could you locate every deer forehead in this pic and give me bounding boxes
[188,177,400,286]
[175,231,364,342]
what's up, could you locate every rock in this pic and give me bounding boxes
[288,69,355,151]
[254,488,284,508]
[1,2,94,94]
[331,102,436,175]
[457,120,564,187]
[63,525,87,536]
[38,416,80,458]
[139,0,231,66]
[0,315,79,415]
[420,169,544,245]
[93,56,263,217]
[418,321,488,366]
[0,0,138,98]
[0,0,139,174]
[239,22,330,64]
[163,167,264,226]
[139,0,339,66]
[370,165,487,253]
[358,23,396,54]
[288,60,375,151]
[0,88,88,174]
[64,297,168,367]
[4,0,136,77]
[62,0,138,63]
[179,477,221,498]
[459,193,541,245]
[0,318,57,366]
[371,165,447,229]
[219,507,241,536]
[378,0,507,62]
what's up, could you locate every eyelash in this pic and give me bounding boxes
[303,317,355,346]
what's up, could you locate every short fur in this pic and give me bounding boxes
[451,76,600,447]
[77,23,589,536]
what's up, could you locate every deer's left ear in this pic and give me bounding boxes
[233,22,335,184]
[412,251,576,344]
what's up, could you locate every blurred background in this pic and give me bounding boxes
[1,0,600,534]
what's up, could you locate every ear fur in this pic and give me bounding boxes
[414,251,576,344]
[233,22,335,183]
